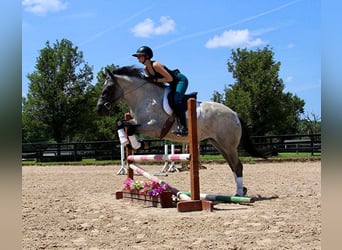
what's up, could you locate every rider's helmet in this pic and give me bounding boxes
[132,46,153,59]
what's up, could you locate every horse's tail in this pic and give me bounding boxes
[239,117,268,159]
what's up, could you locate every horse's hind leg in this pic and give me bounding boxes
[209,139,246,196]
[225,152,247,196]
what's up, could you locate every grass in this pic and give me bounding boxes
[22,152,320,166]
[273,152,321,158]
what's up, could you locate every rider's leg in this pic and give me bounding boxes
[173,74,188,136]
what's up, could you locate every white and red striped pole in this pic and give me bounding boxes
[127,154,190,162]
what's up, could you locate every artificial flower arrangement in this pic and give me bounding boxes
[123,178,171,197]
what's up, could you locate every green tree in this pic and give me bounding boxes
[297,112,321,134]
[22,39,94,143]
[211,90,224,103]
[222,46,305,135]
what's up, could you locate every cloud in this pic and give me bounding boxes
[155,0,302,50]
[80,5,153,46]
[287,43,295,49]
[289,82,321,93]
[131,16,175,37]
[22,0,68,16]
[285,76,294,82]
[205,29,266,49]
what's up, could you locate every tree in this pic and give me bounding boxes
[297,112,321,134]
[221,46,305,135]
[22,39,94,143]
[211,90,224,103]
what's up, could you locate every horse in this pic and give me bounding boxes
[96,66,267,196]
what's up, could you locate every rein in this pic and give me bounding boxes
[120,78,147,100]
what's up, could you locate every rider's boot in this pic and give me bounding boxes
[172,103,188,136]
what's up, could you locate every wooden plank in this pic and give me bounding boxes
[177,200,213,212]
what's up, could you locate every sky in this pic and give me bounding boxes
[22,0,321,118]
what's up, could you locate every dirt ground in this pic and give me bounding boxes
[22,161,321,249]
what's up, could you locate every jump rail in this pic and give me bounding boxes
[127,154,190,162]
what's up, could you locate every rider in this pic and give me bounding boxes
[132,45,189,136]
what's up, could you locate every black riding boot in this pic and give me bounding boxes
[172,103,188,136]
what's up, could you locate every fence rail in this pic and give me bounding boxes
[22,133,321,162]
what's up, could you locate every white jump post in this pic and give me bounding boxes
[161,144,169,172]
[167,144,178,172]
[117,144,127,175]
[161,144,179,173]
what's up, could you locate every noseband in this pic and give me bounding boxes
[104,102,112,110]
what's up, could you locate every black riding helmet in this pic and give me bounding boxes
[132,46,153,59]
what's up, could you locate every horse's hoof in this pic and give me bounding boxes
[234,187,248,197]
[243,187,248,196]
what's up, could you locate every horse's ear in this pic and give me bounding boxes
[105,68,115,80]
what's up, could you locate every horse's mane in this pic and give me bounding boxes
[113,66,145,79]
[112,65,164,87]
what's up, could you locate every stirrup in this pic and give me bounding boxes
[172,128,188,137]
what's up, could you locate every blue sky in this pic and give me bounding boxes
[22,0,321,117]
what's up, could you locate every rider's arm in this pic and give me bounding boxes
[152,61,173,83]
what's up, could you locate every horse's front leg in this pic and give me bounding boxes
[117,118,161,150]
[116,119,142,150]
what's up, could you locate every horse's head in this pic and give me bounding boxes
[96,69,123,116]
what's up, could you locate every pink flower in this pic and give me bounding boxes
[122,179,171,197]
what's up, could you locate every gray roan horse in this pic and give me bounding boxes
[96,66,267,196]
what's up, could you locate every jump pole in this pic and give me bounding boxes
[176,98,213,212]
[183,192,255,203]
[127,154,190,162]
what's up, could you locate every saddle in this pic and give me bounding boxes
[167,90,198,113]
[159,88,198,139]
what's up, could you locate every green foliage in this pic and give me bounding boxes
[221,46,305,135]
[22,37,130,143]
[297,113,321,134]
[22,39,94,142]
[211,90,224,103]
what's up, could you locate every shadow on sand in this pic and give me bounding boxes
[251,194,279,202]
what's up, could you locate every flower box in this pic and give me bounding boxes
[116,190,174,208]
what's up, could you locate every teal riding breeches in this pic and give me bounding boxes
[174,73,188,104]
